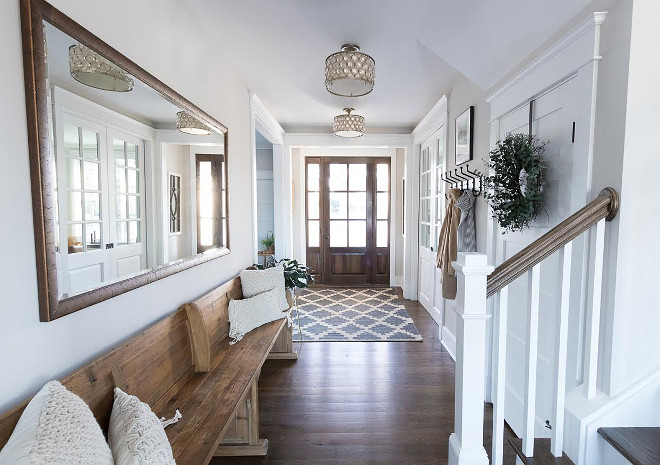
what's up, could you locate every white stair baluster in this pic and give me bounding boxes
[522,264,541,457]
[551,242,572,456]
[492,285,509,465]
[584,219,605,399]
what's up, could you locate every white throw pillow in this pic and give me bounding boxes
[229,287,289,344]
[0,380,114,465]
[108,388,175,465]
[239,266,289,310]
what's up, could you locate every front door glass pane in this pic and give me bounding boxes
[329,220,347,247]
[329,164,347,191]
[348,164,367,191]
[348,192,366,219]
[349,220,366,247]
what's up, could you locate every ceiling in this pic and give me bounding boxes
[193,0,593,132]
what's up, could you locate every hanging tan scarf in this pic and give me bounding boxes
[436,188,462,300]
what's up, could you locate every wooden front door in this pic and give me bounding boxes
[306,157,390,286]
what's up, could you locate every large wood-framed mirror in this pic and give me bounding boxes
[21,0,230,321]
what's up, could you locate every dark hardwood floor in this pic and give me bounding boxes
[214,292,518,464]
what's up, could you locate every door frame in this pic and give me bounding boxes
[409,96,449,301]
[249,93,286,264]
[305,156,391,286]
[296,147,400,286]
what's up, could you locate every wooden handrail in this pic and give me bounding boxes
[486,187,619,298]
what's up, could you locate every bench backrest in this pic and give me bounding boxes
[0,276,243,450]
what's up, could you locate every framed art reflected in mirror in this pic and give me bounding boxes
[20,0,230,321]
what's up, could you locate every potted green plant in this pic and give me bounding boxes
[260,230,275,253]
[254,258,314,303]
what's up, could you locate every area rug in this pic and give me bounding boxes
[291,287,423,342]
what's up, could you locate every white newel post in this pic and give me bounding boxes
[448,253,494,465]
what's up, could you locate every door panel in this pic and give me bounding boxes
[306,157,390,286]
[418,129,446,323]
[496,77,583,437]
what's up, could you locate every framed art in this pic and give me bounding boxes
[455,106,474,165]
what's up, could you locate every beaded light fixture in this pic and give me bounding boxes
[176,111,212,135]
[69,44,134,92]
[325,44,375,97]
[333,108,365,138]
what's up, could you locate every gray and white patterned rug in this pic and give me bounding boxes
[291,287,423,342]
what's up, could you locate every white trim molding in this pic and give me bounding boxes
[250,92,285,145]
[486,12,607,119]
[412,94,449,145]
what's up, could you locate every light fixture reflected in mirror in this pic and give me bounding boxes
[325,44,375,97]
[333,108,365,138]
[69,44,134,92]
[176,111,212,135]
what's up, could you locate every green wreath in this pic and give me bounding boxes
[484,133,546,233]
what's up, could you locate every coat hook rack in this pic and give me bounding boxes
[440,163,484,196]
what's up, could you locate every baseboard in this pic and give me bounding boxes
[425,304,443,327]
[441,325,456,361]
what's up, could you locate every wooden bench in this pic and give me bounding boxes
[0,275,296,464]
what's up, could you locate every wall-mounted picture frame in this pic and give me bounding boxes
[455,106,474,165]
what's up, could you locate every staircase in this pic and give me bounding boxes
[447,188,619,465]
[598,427,660,465]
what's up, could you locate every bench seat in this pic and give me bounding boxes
[0,274,296,465]
[154,319,284,464]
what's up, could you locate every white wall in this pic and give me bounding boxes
[163,144,192,262]
[439,75,491,343]
[0,0,255,411]
[606,0,660,396]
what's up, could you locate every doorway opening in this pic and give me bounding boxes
[305,157,391,286]
[255,131,275,264]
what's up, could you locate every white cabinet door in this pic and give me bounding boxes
[418,129,446,324]
[495,76,585,437]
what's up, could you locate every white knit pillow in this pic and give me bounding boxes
[108,388,175,465]
[239,266,289,310]
[0,380,114,465]
[229,287,288,344]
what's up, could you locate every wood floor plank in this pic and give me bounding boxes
[213,293,518,465]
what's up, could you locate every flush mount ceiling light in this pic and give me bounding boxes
[69,44,134,92]
[325,44,375,97]
[176,111,212,135]
[333,108,365,138]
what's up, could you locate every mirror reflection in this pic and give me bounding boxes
[44,22,228,299]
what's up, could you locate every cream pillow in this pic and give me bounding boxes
[108,388,175,465]
[239,266,289,310]
[229,287,289,344]
[0,380,114,465]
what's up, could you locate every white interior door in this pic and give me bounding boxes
[108,130,147,280]
[495,76,585,437]
[418,129,446,324]
[56,113,111,296]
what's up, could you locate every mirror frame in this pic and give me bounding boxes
[20,0,230,321]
